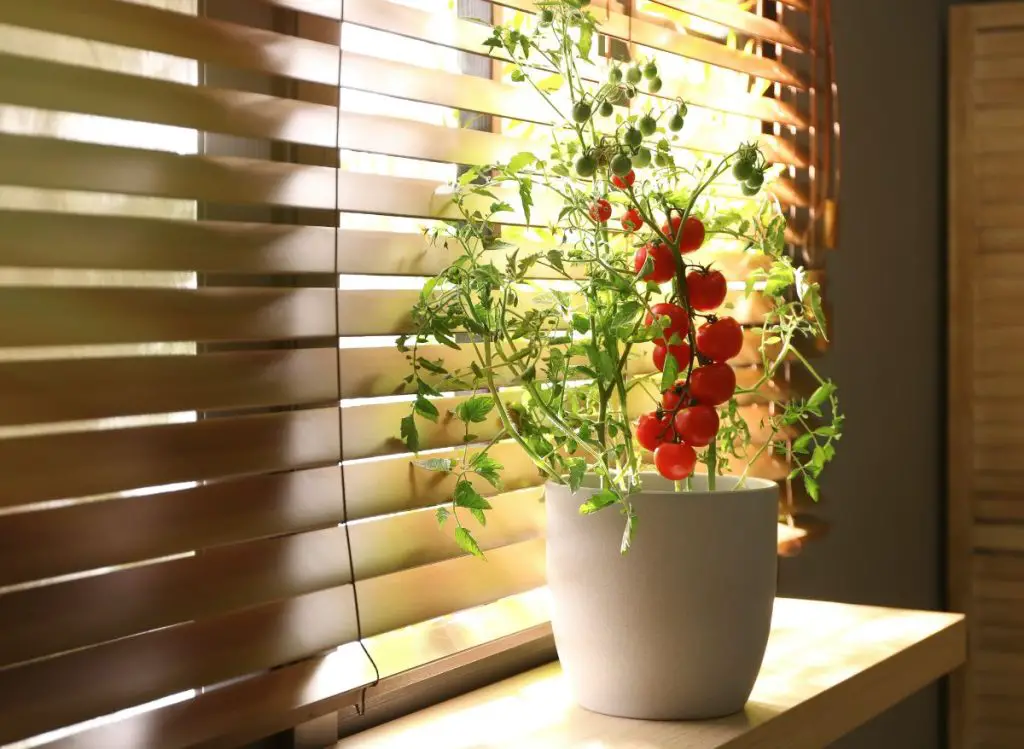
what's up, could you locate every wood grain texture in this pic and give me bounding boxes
[335,600,965,749]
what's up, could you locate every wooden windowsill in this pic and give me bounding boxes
[333,599,965,749]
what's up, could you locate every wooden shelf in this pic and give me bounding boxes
[334,598,965,749]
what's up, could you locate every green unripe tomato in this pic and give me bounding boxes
[632,147,652,168]
[575,154,597,178]
[539,9,554,25]
[643,61,658,80]
[638,114,657,137]
[654,151,670,168]
[741,181,760,196]
[668,112,684,132]
[572,101,593,123]
[746,170,765,188]
[623,127,642,148]
[648,76,663,94]
[608,66,622,84]
[610,152,633,177]
[599,100,614,117]
[732,159,754,181]
[626,65,643,85]
[678,101,689,116]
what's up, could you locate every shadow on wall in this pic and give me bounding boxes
[777,0,949,748]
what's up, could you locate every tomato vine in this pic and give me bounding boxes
[395,0,842,555]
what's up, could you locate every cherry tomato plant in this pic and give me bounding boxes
[396,0,842,555]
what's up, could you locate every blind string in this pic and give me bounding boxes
[331,1,380,717]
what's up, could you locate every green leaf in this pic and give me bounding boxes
[567,457,587,492]
[807,382,837,409]
[490,201,514,215]
[416,377,442,398]
[660,350,680,392]
[536,74,564,93]
[470,452,504,488]
[791,433,814,455]
[510,69,526,82]
[469,507,487,526]
[579,488,618,515]
[571,313,590,333]
[456,395,495,423]
[414,457,455,473]
[508,151,537,174]
[518,179,533,224]
[620,509,637,554]
[414,395,439,422]
[435,506,450,526]
[416,357,447,375]
[578,24,593,60]
[455,527,484,558]
[804,474,820,502]
[454,479,493,510]
[457,166,481,185]
[400,414,420,452]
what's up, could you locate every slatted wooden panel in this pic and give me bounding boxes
[0,0,827,744]
[950,5,1024,748]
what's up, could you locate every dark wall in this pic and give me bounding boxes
[776,1,951,747]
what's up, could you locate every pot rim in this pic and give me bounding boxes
[545,471,777,496]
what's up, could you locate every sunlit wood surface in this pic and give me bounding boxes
[336,599,965,749]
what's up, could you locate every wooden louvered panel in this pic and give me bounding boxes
[950,5,1024,747]
[0,408,340,509]
[0,585,362,745]
[0,526,353,669]
[0,467,344,587]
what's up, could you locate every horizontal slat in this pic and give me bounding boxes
[975,597,1024,627]
[0,0,341,85]
[974,56,1024,80]
[356,537,546,637]
[975,523,1024,552]
[0,51,339,148]
[0,209,336,273]
[350,486,546,579]
[973,78,1024,106]
[0,585,361,745]
[0,349,338,425]
[0,526,353,669]
[0,467,344,587]
[657,0,806,50]
[975,553,1024,580]
[0,408,339,509]
[0,288,336,347]
[975,29,1024,58]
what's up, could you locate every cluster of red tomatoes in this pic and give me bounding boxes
[587,170,746,480]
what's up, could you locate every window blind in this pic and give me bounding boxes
[0,0,837,745]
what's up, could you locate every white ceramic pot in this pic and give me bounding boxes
[545,473,778,720]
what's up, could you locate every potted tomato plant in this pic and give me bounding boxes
[396,0,842,720]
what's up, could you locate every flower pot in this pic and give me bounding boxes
[545,473,778,720]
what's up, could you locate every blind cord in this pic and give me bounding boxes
[332,3,380,717]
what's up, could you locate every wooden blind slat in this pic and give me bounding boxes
[356,538,546,637]
[0,467,344,588]
[0,288,335,347]
[0,526,353,669]
[350,486,546,579]
[0,210,336,274]
[0,0,341,84]
[0,349,338,425]
[0,585,361,745]
[0,52,339,147]
[0,408,340,509]
[657,0,806,50]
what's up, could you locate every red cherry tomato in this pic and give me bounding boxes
[678,216,705,253]
[660,215,705,254]
[686,269,727,311]
[673,404,719,447]
[621,208,643,232]
[654,442,697,480]
[633,243,675,283]
[696,316,743,362]
[653,342,691,372]
[689,362,736,406]
[662,382,684,412]
[636,411,671,451]
[645,302,690,345]
[611,169,636,189]
[588,198,612,223]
